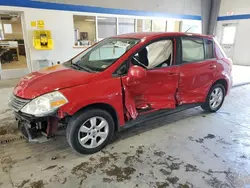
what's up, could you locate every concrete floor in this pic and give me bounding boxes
[232,65,250,86]
[0,84,250,188]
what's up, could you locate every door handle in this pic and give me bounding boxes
[209,64,216,69]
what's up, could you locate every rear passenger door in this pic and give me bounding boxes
[176,37,217,105]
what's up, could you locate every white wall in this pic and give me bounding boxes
[219,0,250,16]
[216,0,250,66]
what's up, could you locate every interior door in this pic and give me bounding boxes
[120,38,179,120]
[220,23,237,61]
[177,37,217,105]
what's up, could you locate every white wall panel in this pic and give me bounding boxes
[219,0,250,16]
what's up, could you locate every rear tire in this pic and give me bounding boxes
[201,83,226,112]
[66,109,114,154]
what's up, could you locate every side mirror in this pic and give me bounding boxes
[126,65,147,85]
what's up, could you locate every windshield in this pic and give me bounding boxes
[70,38,140,72]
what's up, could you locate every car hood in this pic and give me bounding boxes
[14,64,95,99]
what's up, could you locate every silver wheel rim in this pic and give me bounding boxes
[209,87,223,110]
[78,116,109,149]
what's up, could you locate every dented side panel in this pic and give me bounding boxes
[121,66,180,120]
[176,59,217,105]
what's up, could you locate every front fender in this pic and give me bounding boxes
[59,77,125,125]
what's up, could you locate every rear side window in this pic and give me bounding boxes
[181,38,204,63]
[204,39,214,59]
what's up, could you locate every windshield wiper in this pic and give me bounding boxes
[70,64,93,72]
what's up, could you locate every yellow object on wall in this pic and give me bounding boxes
[37,20,45,29]
[33,30,53,50]
[30,21,36,27]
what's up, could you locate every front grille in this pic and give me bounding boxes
[9,95,30,112]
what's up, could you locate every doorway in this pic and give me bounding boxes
[0,12,29,79]
[220,23,237,61]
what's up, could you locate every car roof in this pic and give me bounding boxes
[113,32,213,40]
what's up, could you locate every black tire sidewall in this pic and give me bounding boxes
[66,109,114,154]
[202,83,226,112]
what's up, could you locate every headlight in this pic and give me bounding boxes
[21,91,68,116]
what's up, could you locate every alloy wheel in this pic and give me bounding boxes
[209,87,223,110]
[78,116,109,149]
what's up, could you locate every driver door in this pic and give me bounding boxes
[121,38,180,120]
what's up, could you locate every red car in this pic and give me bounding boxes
[10,32,232,154]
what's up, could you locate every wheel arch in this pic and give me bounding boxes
[213,79,228,94]
[71,103,120,132]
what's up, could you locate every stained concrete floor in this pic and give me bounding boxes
[0,86,250,188]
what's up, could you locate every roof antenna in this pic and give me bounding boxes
[185,26,192,33]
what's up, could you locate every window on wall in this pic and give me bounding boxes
[3,24,13,34]
[118,18,135,34]
[152,20,167,32]
[136,19,152,32]
[97,17,117,41]
[181,20,202,34]
[166,20,182,32]
[73,15,96,46]
[182,38,204,63]
[174,21,182,32]
[221,25,236,45]
[0,24,4,40]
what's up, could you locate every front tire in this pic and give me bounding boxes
[66,109,114,154]
[201,83,226,112]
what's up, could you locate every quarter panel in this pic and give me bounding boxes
[177,60,216,104]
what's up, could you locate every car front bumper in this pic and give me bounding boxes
[14,111,59,143]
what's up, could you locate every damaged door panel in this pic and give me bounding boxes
[121,66,180,120]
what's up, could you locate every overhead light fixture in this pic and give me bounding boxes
[85,19,95,22]
[11,17,18,22]
[97,17,107,20]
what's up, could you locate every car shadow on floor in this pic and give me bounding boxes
[112,107,206,144]
[0,107,208,158]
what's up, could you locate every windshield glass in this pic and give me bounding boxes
[70,38,140,72]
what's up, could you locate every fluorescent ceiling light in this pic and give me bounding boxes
[97,17,107,20]
[85,19,95,22]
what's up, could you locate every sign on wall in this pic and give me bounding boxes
[37,20,45,29]
[30,21,37,27]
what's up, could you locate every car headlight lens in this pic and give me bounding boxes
[21,91,68,116]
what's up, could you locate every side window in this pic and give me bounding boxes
[131,39,173,69]
[204,39,214,59]
[181,38,204,63]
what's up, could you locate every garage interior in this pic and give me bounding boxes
[0,0,250,188]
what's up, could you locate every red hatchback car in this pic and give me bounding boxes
[10,32,232,154]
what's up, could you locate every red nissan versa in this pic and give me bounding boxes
[9,32,232,154]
